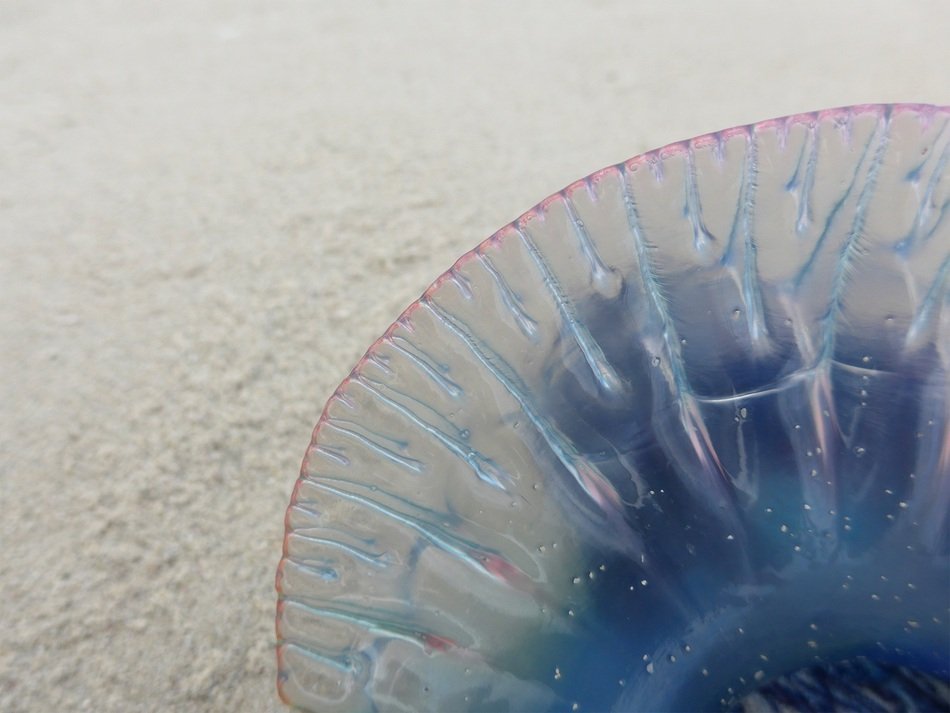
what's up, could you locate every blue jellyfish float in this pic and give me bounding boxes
[276,104,949,712]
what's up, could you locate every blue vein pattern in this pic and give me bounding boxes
[276,105,950,713]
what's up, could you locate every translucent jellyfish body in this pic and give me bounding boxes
[276,105,949,712]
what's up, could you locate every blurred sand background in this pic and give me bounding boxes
[0,1,947,710]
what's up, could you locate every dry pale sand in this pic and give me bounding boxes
[0,1,947,711]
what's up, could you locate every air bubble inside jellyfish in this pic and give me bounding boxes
[276,104,949,712]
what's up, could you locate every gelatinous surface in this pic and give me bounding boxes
[276,104,949,712]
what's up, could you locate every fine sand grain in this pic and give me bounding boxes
[1,2,947,711]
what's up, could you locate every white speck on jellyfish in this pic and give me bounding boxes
[854,446,866,457]
[807,640,818,649]
[780,524,789,533]
[899,501,908,509]
[640,579,648,586]
[651,356,661,367]
[907,620,920,629]
[572,576,581,584]
[568,609,575,617]
[803,503,812,510]
[554,667,562,680]
[810,623,819,630]
[726,534,735,541]
[572,704,579,711]
[668,655,677,663]
[646,662,655,674]
[701,668,709,677]
[871,594,880,601]
[754,670,765,682]
[759,654,769,661]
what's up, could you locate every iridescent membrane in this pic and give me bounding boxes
[277,104,949,712]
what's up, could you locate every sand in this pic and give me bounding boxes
[1,1,947,710]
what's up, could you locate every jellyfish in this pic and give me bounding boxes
[275,104,949,712]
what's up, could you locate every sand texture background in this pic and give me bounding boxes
[1,1,948,711]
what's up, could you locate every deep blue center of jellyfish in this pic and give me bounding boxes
[498,286,949,712]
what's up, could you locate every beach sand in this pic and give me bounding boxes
[1,1,947,710]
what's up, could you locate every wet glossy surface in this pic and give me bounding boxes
[276,104,949,711]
